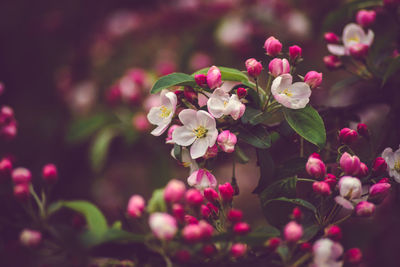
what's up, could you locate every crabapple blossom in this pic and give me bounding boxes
[164,179,186,203]
[172,204,185,221]
[165,124,179,144]
[324,32,340,44]
[312,238,343,267]
[203,144,218,159]
[381,145,400,182]
[126,195,145,218]
[304,71,323,89]
[306,154,326,179]
[268,58,290,77]
[147,89,177,136]
[340,152,361,176]
[325,225,342,241]
[355,201,375,217]
[356,10,376,28]
[266,237,281,251]
[217,130,237,153]
[207,66,222,89]
[201,205,211,218]
[219,182,234,202]
[338,128,358,144]
[289,45,302,61]
[207,202,218,214]
[313,181,331,196]
[207,89,245,120]
[236,87,247,98]
[369,182,391,203]
[204,187,219,203]
[292,207,302,221]
[14,183,30,201]
[284,221,303,242]
[338,176,362,199]
[149,212,177,240]
[372,157,387,174]
[227,209,243,222]
[231,243,247,258]
[349,43,369,59]
[271,74,311,109]
[245,58,262,77]
[20,229,42,247]
[264,36,282,56]
[187,169,217,190]
[172,109,218,159]
[356,162,368,177]
[0,157,12,180]
[345,248,362,264]
[324,173,337,189]
[182,224,203,243]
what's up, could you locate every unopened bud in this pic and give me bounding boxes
[292,207,302,221]
[231,243,247,258]
[264,36,282,57]
[126,195,145,218]
[20,229,42,247]
[245,58,262,77]
[372,157,387,174]
[219,182,234,202]
[164,179,186,203]
[349,43,369,60]
[185,189,204,207]
[304,71,322,89]
[324,32,340,44]
[324,173,337,189]
[268,58,290,77]
[355,201,375,217]
[345,248,362,264]
[237,87,247,98]
[266,237,281,251]
[12,167,32,184]
[227,209,243,222]
[217,130,237,153]
[313,181,332,196]
[14,183,30,201]
[369,182,391,203]
[356,123,368,137]
[284,221,303,242]
[207,66,222,89]
[325,225,342,241]
[338,128,358,145]
[194,74,207,87]
[42,163,58,184]
[204,187,219,203]
[306,154,326,179]
[356,10,376,28]
[0,157,12,181]
[323,55,342,70]
[289,45,302,61]
[340,152,361,176]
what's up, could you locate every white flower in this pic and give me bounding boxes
[207,88,245,120]
[334,176,364,210]
[187,169,217,190]
[312,238,343,267]
[327,23,374,56]
[382,145,400,182]
[170,147,199,174]
[147,90,177,136]
[271,74,311,109]
[172,109,218,159]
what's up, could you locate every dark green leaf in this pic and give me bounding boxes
[283,105,326,149]
[147,188,167,213]
[301,225,321,242]
[263,197,317,213]
[173,144,182,162]
[238,125,271,149]
[241,107,272,125]
[259,177,297,202]
[382,57,400,87]
[237,226,280,245]
[150,73,196,94]
[253,149,275,194]
[90,127,119,172]
[193,66,249,83]
[275,157,307,179]
[234,145,250,164]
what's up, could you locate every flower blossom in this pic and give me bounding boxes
[382,145,400,182]
[335,176,362,210]
[271,74,311,109]
[172,110,218,159]
[187,169,217,190]
[312,238,343,267]
[207,89,245,120]
[147,90,177,136]
[171,147,199,173]
[327,23,374,56]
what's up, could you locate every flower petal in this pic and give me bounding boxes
[178,109,198,129]
[151,123,170,136]
[190,137,209,159]
[342,23,364,47]
[161,90,177,111]
[289,82,312,98]
[147,107,164,125]
[271,74,293,95]
[334,196,354,210]
[363,29,374,46]
[327,44,346,56]
[172,126,196,146]
[197,110,216,130]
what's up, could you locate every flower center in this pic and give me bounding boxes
[394,160,400,173]
[194,126,208,138]
[347,35,360,43]
[282,88,292,97]
[159,106,171,118]
[223,100,228,107]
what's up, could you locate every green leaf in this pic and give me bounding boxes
[253,149,275,194]
[283,105,326,149]
[147,188,167,213]
[150,73,196,94]
[90,127,119,172]
[263,197,317,214]
[301,224,321,242]
[275,157,307,179]
[259,177,297,202]
[173,144,182,162]
[193,66,249,83]
[241,107,272,125]
[238,125,271,149]
[382,57,400,87]
[237,226,280,245]
[234,145,249,164]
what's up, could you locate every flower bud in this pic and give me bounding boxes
[174,250,191,263]
[356,201,375,217]
[14,183,30,201]
[324,173,337,189]
[345,248,362,264]
[289,45,302,61]
[323,55,342,70]
[166,124,179,144]
[231,243,247,258]
[324,32,340,44]
[300,242,312,252]
[204,187,219,203]
[185,189,204,207]
[292,207,302,221]
[266,237,281,251]
[349,43,369,60]
[357,123,368,137]
[184,215,199,225]
[268,58,290,77]
[182,224,203,243]
[203,144,218,159]
[132,113,150,132]
[149,212,177,240]
[0,106,14,125]
[1,123,17,141]
[194,74,207,87]
[237,87,247,98]
[187,169,217,190]
[12,167,32,184]
[207,66,222,89]
[206,202,219,215]
[202,244,217,257]
[164,179,186,203]
[306,154,326,179]
[356,162,368,177]
[201,204,211,218]
[379,177,390,183]
[338,128,358,145]
[245,58,262,77]
[126,195,145,218]
[199,220,213,240]
[0,157,12,181]
[372,157,387,174]
[172,203,185,221]
[324,225,342,241]
[264,36,282,56]
[227,209,243,222]
[338,176,362,199]
[340,152,361,176]
[20,229,42,247]
[217,130,237,153]
[233,222,251,235]
[304,71,322,89]
[356,10,376,28]
[184,86,197,103]
[284,221,303,242]
[369,182,391,203]
[219,182,234,202]
[42,163,58,184]
[313,181,332,196]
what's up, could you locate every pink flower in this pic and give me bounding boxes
[284,221,303,242]
[147,90,177,136]
[323,55,342,70]
[324,32,340,44]
[369,182,391,203]
[306,153,326,179]
[372,157,387,174]
[182,224,203,243]
[227,209,243,222]
[338,128,358,144]
[356,10,376,28]
[338,176,362,200]
[345,248,362,264]
[304,71,323,89]
[233,222,251,235]
[185,188,204,206]
[245,58,262,77]
[204,187,219,203]
[219,182,234,202]
[355,201,375,217]
[340,152,361,176]
[165,124,179,144]
[313,181,331,196]
[289,45,302,61]
[187,169,217,190]
[14,183,30,201]
[195,74,207,87]
[126,195,145,218]
[357,123,368,137]
[349,43,369,59]
[12,167,32,184]
[264,36,282,56]
[42,163,58,184]
[217,130,237,153]
[268,58,290,77]
[149,212,178,240]
[164,179,186,203]
[0,157,12,181]
[207,66,222,89]
[231,243,247,258]
[324,225,342,241]
[237,87,247,98]
[312,238,343,267]
[203,144,218,159]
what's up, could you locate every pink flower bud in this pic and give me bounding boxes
[203,144,218,159]
[324,32,340,44]
[284,221,303,242]
[164,179,186,203]
[306,154,326,179]
[12,167,32,184]
[1,123,17,141]
[292,207,302,221]
[304,71,322,89]
[172,203,185,221]
[207,66,222,89]
[356,162,369,177]
[20,229,42,247]
[356,10,376,28]
[149,212,177,240]
[202,244,217,257]
[231,243,247,258]
[237,87,247,98]
[0,106,14,125]
[338,176,362,199]
[174,250,191,263]
[217,130,237,153]
[0,157,12,181]
[201,204,211,218]
[355,201,375,217]
[369,182,391,203]
[372,157,387,174]
[245,58,262,77]
[184,87,197,103]
[14,183,30,201]
[199,220,213,239]
[266,237,281,251]
[233,222,251,235]
[268,58,290,77]
[227,209,243,222]
[349,43,369,59]
[182,224,203,243]
[325,225,342,241]
[357,123,368,137]
[340,152,361,176]
[42,163,58,184]
[132,113,150,132]
[313,181,332,196]
[166,124,179,144]
[206,202,219,214]
[323,55,342,70]
[264,36,282,56]
[126,195,145,218]
[195,74,207,87]
[379,177,390,183]
[338,128,358,145]
[184,215,199,225]
[289,45,302,61]
[300,242,312,252]
[345,248,362,264]
[324,173,337,189]
[185,189,204,207]
[219,182,234,202]
[204,187,219,203]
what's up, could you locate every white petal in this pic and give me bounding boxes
[225,95,242,119]
[198,93,208,107]
[206,128,218,147]
[289,97,310,109]
[382,147,395,168]
[274,94,293,108]
[187,171,198,187]
[197,110,216,130]
[363,29,374,46]
[207,96,225,118]
[161,90,177,109]
[172,126,196,146]
[289,82,312,98]
[151,123,170,136]
[271,74,293,96]
[327,44,346,56]
[342,23,364,47]
[334,196,354,210]
[178,109,198,129]
[147,107,164,125]
[190,138,209,159]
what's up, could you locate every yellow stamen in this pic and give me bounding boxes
[223,101,228,107]
[282,88,292,97]
[347,36,360,43]
[183,162,191,167]
[193,126,208,138]
[159,106,171,118]
[394,161,400,173]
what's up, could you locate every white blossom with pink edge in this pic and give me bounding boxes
[271,74,311,109]
[312,238,343,267]
[327,23,374,56]
[334,176,362,210]
[382,145,400,182]
[172,109,218,159]
[147,90,177,136]
[207,89,245,120]
[148,212,177,240]
[187,169,217,190]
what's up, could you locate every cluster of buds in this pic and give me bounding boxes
[0,105,18,141]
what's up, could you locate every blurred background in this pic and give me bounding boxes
[0,0,399,266]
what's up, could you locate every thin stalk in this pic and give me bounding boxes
[300,137,304,157]
[30,185,45,219]
[297,178,316,183]
[291,253,311,267]
[331,214,352,225]
[263,75,273,110]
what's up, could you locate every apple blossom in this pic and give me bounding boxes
[268,58,290,77]
[356,162,368,177]
[172,203,185,221]
[207,89,245,120]
[0,157,12,180]
[289,45,302,61]
[349,43,369,59]
[306,154,326,179]
[325,225,342,241]
[204,187,219,203]
[340,152,361,175]
[292,207,302,221]
[164,179,186,203]
[369,182,391,203]
[372,157,387,174]
[312,238,344,267]
[206,202,218,214]
[338,176,362,199]
[147,89,177,136]
[171,147,199,174]
[231,243,247,258]
[201,205,211,218]
[236,87,247,98]
[284,221,303,242]
[172,109,218,159]
[219,182,234,202]
[264,36,282,56]
[20,229,42,247]
[203,144,218,159]
[338,128,358,144]
[187,169,217,190]
[185,188,204,206]
[207,66,222,89]
[356,201,375,217]
[233,222,251,235]
[14,183,30,201]
[149,212,177,240]
[217,130,237,153]
[304,71,323,88]
[345,248,362,264]
[324,32,340,44]
[313,181,331,196]
[182,224,203,243]
[271,74,311,109]
[245,58,262,77]
[126,195,145,218]
[356,10,376,28]
[165,124,179,144]
[381,145,400,182]
[266,237,281,251]
[324,173,337,189]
